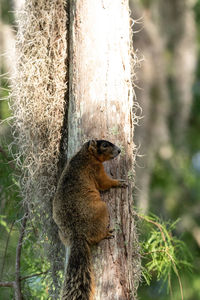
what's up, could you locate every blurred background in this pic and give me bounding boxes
[0,0,200,299]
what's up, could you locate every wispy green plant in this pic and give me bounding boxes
[137,213,192,300]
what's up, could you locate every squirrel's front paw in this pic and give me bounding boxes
[118,179,128,188]
[105,229,115,240]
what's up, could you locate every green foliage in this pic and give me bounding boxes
[138,143,200,300]
[150,151,200,222]
[139,213,192,299]
[0,142,20,215]
[0,143,50,299]
[0,0,15,25]
[20,227,50,299]
[0,216,10,233]
[0,77,11,121]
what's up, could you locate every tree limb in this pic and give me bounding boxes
[0,220,15,280]
[0,281,14,287]
[15,211,29,300]
[20,270,49,281]
[0,271,49,293]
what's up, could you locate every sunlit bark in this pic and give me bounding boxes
[65,1,140,299]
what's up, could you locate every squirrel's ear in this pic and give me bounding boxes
[88,139,97,151]
[89,139,97,146]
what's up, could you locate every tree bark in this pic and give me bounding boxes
[66,1,140,299]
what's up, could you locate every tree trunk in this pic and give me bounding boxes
[158,0,197,145]
[66,1,140,299]
[130,1,170,213]
[130,0,197,212]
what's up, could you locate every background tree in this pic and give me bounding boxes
[130,0,197,213]
[129,0,200,299]
[66,1,140,298]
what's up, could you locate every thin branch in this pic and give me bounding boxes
[135,212,184,300]
[168,253,184,300]
[0,220,15,280]
[0,271,49,293]
[168,272,173,300]
[0,211,50,297]
[142,249,169,256]
[0,281,14,287]
[15,211,29,300]
[20,270,49,281]
[137,213,167,244]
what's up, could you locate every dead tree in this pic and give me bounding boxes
[65,1,140,299]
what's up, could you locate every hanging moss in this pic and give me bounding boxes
[11,0,68,297]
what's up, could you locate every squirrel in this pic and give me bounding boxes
[53,139,127,300]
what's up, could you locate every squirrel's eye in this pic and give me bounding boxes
[102,142,108,148]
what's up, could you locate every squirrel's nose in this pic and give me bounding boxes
[118,148,121,154]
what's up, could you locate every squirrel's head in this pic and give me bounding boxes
[88,139,121,162]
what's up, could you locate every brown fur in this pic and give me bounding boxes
[53,140,127,300]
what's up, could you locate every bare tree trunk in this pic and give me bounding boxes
[158,0,197,145]
[130,1,170,213]
[66,1,140,299]
[130,0,197,212]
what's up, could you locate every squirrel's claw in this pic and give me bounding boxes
[105,228,115,239]
[118,179,128,188]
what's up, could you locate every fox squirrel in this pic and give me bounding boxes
[53,139,127,300]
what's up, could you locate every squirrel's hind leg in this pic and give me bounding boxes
[87,201,111,244]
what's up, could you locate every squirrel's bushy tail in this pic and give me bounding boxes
[62,238,94,300]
